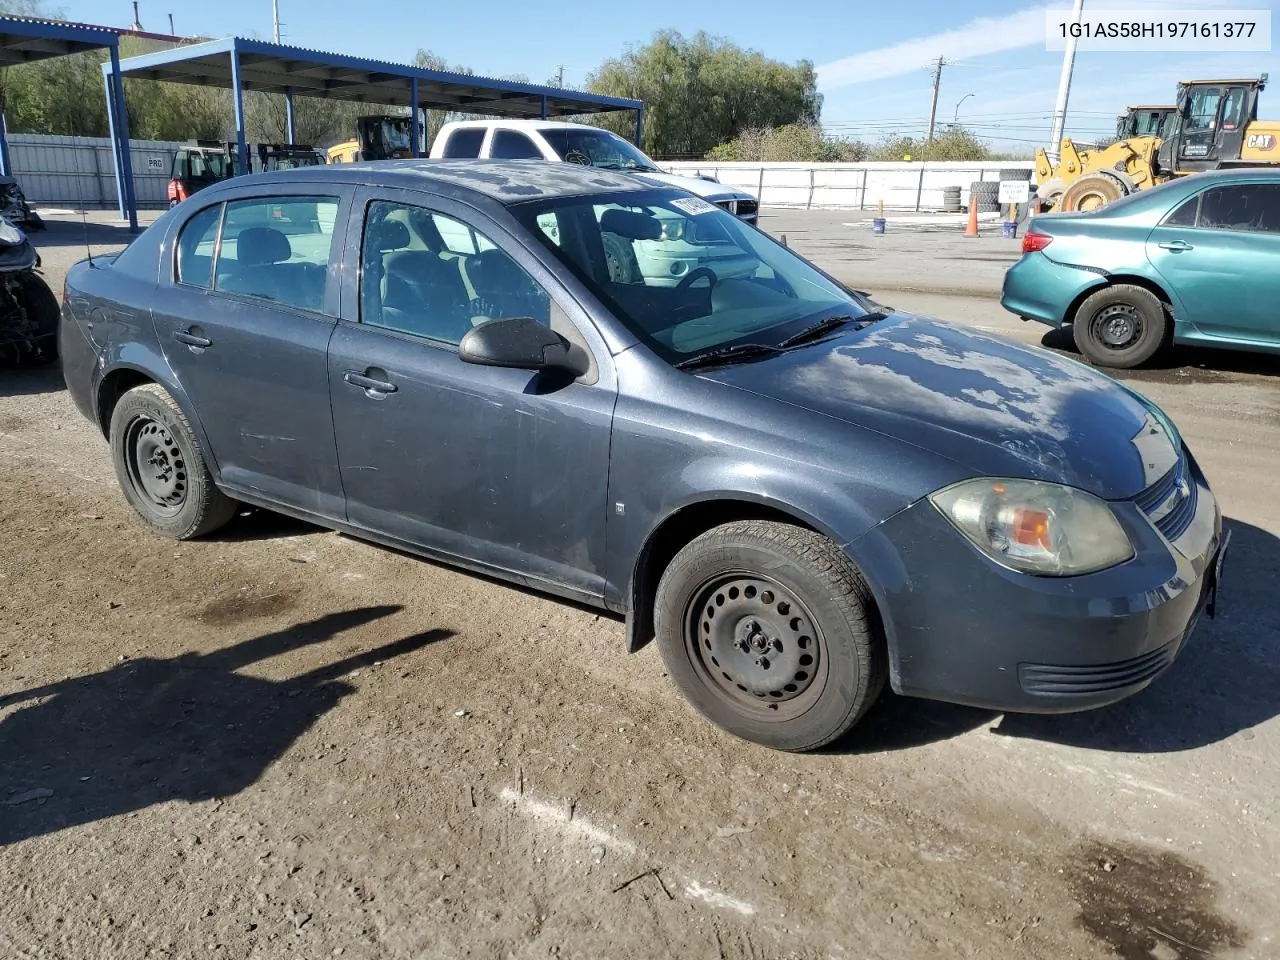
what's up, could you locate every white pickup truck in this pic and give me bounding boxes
[429,120,759,225]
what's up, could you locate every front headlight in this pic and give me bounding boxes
[929,478,1133,576]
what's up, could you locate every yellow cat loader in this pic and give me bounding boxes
[326,115,421,164]
[1035,76,1278,211]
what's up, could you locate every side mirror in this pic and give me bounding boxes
[458,316,588,377]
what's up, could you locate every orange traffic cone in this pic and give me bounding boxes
[964,191,980,237]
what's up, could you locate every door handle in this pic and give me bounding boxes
[343,371,398,395]
[1158,240,1194,251]
[174,330,212,348]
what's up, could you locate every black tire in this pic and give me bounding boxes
[654,520,887,752]
[1072,284,1168,368]
[109,383,237,539]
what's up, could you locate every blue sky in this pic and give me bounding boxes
[56,0,1278,151]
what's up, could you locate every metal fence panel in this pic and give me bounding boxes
[8,134,181,210]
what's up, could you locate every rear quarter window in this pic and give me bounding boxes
[106,209,174,281]
[442,128,485,158]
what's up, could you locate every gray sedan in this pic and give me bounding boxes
[60,160,1227,751]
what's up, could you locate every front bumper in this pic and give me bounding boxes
[851,457,1223,713]
[1000,252,1106,328]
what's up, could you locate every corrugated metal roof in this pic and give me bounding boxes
[111,36,642,118]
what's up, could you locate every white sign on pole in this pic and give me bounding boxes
[999,180,1031,204]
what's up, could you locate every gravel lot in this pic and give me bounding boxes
[1,210,1278,960]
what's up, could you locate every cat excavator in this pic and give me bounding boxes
[1034,76,1277,211]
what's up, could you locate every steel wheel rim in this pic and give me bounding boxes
[684,572,827,721]
[1092,303,1142,349]
[124,415,188,517]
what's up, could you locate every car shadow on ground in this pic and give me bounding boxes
[0,606,452,847]
[1039,327,1280,381]
[209,506,326,543]
[0,364,63,398]
[835,517,1280,755]
[30,216,147,252]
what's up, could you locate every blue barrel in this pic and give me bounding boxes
[872,217,886,235]
[1001,220,1017,239]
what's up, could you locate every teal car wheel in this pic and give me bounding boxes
[1072,284,1168,369]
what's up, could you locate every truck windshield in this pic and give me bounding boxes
[539,129,660,172]
[511,189,873,365]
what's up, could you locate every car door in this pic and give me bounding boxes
[152,189,351,516]
[327,189,616,598]
[1146,182,1280,344]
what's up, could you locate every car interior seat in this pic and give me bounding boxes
[218,226,292,302]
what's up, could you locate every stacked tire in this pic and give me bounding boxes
[969,180,1000,213]
[942,186,963,212]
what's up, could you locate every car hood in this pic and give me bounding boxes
[699,313,1178,501]
[632,170,752,202]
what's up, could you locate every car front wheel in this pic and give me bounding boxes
[654,520,887,751]
[109,383,237,539]
[1072,284,1168,368]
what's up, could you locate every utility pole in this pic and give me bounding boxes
[1047,0,1085,163]
[556,65,565,88]
[131,1,142,30]
[168,12,175,35]
[272,0,282,41]
[915,56,946,212]
[924,56,947,148]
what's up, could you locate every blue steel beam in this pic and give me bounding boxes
[108,43,138,232]
[229,42,249,175]
[410,78,420,158]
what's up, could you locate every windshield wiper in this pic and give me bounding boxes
[776,311,889,350]
[675,342,784,370]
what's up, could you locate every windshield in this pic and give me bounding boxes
[511,189,871,364]
[177,150,232,182]
[539,128,659,172]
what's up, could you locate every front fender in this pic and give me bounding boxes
[613,455,923,653]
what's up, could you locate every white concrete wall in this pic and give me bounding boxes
[660,161,1036,212]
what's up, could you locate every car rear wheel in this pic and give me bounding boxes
[1072,284,1168,368]
[654,520,886,751]
[109,383,237,539]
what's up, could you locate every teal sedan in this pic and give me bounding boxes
[1001,169,1280,368]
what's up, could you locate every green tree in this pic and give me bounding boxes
[586,30,821,158]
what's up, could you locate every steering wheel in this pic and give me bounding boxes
[676,266,718,292]
[565,150,592,166]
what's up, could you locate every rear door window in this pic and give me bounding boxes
[491,130,543,159]
[441,129,485,158]
[212,196,339,312]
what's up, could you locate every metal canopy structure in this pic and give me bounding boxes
[107,37,646,214]
[0,16,138,230]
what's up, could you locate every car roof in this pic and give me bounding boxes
[211,158,652,203]
[443,119,596,131]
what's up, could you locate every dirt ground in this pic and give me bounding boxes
[1,212,1278,960]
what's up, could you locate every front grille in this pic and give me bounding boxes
[1134,457,1197,541]
[1019,640,1178,696]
